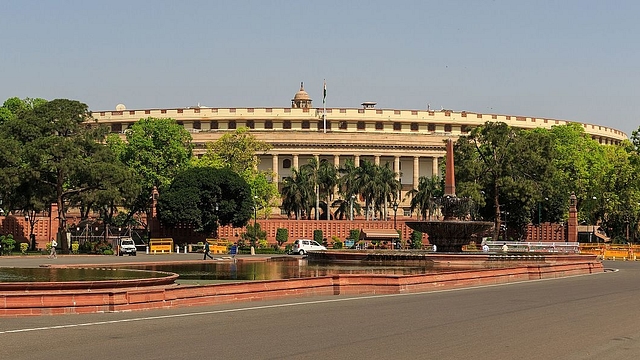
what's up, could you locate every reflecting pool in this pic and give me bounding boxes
[0,267,167,282]
[115,259,465,281]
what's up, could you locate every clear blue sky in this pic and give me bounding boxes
[1,0,638,136]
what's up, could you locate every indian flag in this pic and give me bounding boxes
[323,80,327,105]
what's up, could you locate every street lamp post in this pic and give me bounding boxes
[392,201,398,230]
[253,195,258,247]
[350,194,355,221]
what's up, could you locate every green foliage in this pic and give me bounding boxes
[349,229,360,243]
[108,117,193,219]
[157,167,253,236]
[20,242,28,254]
[0,234,16,255]
[0,98,128,253]
[242,222,267,247]
[103,249,114,255]
[284,243,293,254]
[275,228,289,246]
[331,235,343,249]
[71,242,79,254]
[313,229,323,244]
[410,231,423,249]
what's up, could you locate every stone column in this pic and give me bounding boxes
[374,155,380,166]
[272,154,279,185]
[293,154,299,169]
[334,154,340,168]
[394,156,400,180]
[354,155,360,167]
[432,156,439,178]
[413,156,420,190]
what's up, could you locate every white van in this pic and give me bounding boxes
[291,239,327,255]
[119,237,137,256]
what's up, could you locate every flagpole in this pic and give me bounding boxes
[323,79,327,134]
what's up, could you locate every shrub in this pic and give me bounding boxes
[71,242,80,254]
[284,243,293,254]
[349,229,360,244]
[275,228,289,247]
[1,234,16,255]
[20,242,29,254]
[410,231,423,249]
[313,229,323,244]
[103,249,114,255]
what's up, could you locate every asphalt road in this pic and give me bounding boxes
[1,260,639,360]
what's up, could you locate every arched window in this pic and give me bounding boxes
[283,159,292,169]
[228,120,237,129]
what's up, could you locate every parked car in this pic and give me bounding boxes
[119,237,137,256]
[291,239,327,255]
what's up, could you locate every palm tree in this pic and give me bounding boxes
[301,157,321,220]
[375,163,401,221]
[355,160,378,220]
[337,159,360,219]
[281,167,313,219]
[405,176,442,220]
[331,198,362,220]
[318,160,338,220]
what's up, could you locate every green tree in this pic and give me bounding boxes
[157,167,253,236]
[107,117,193,225]
[455,122,554,240]
[281,167,313,219]
[317,159,338,220]
[405,176,442,220]
[2,99,125,253]
[193,127,278,219]
[275,228,289,248]
[301,157,322,220]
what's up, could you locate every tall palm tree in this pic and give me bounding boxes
[405,175,442,220]
[301,157,321,220]
[355,160,378,220]
[281,167,313,219]
[338,159,360,219]
[318,160,338,220]
[376,163,401,221]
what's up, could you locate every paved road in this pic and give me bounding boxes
[1,259,639,360]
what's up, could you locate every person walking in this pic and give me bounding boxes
[482,243,490,252]
[501,243,509,253]
[203,241,213,260]
[49,238,58,259]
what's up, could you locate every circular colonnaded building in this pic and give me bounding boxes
[93,83,627,218]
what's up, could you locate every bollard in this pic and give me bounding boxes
[146,245,149,254]
[175,245,179,254]
[250,246,255,256]
[184,245,188,254]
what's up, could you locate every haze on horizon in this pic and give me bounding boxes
[1,0,638,136]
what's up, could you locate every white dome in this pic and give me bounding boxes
[115,103,126,111]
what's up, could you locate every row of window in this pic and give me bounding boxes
[111,121,468,133]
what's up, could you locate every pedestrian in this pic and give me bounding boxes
[203,241,213,260]
[49,238,58,259]
[501,243,508,252]
[482,243,490,252]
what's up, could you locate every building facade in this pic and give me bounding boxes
[92,84,627,218]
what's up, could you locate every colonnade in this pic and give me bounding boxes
[260,153,443,209]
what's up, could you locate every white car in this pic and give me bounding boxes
[291,239,327,255]
[118,237,137,256]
